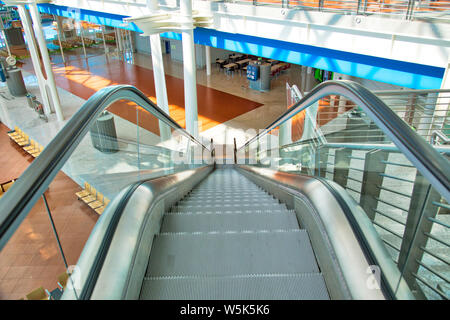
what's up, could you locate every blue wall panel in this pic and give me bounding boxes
[162,29,444,89]
[36,3,142,32]
[37,3,444,89]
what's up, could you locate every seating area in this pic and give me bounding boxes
[7,126,44,158]
[215,54,291,78]
[21,272,69,300]
[0,179,16,198]
[216,53,252,76]
[76,182,110,215]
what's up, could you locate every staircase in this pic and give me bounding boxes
[139,166,329,299]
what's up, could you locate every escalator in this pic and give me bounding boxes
[0,81,448,300]
[140,166,328,300]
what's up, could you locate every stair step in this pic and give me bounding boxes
[183,195,274,201]
[161,211,299,232]
[192,187,262,192]
[140,273,329,300]
[171,203,287,212]
[168,209,292,215]
[189,191,266,196]
[178,198,278,205]
[146,230,319,277]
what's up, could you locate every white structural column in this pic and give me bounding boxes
[180,0,199,137]
[150,34,171,140]
[205,45,211,76]
[148,0,171,140]
[433,58,450,132]
[304,67,316,93]
[16,5,51,115]
[337,73,353,114]
[28,3,64,121]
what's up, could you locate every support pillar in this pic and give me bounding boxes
[180,0,199,137]
[432,58,450,134]
[17,5,51,116]
[205,45,211,76]
[150,34,171,141]
[148,0,171,140]
[417,93,438,139]
[28,3,64,121]
[305,66,315,93]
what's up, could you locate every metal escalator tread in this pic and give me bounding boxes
[140,167,329,300]
[140,274,329,300]
[171,203,288,213]
[161,211,299,232]
[146,230,319,277]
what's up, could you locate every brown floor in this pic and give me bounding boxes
[22,54,263,133]
[0,123,99,300]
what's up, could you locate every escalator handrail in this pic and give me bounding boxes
[238,80,450,202]
[0,85,210,250]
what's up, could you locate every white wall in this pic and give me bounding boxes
[167,39,206,69]
[50,0,450,70]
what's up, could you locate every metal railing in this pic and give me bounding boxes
[237,80,450,299]
[227,0,450,21]
[314,143,449,299]
[0,85,212,252]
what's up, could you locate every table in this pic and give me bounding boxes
[229,54,243,60]
[271,65,282,73]
[223,63,238,76]
[236,58,251,67]
[223,63,238,69]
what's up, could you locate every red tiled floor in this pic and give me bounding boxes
[0,123,99,300]
[21,54,263,133]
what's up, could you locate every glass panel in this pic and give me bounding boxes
[0,94,211,300]
[237,93,450,299]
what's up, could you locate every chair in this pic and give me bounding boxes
[26,287,51,300]
[27,141,41,156]
[95,198,110,215]
[23,139,36,152]
[2,180,15,192]
[75,182,91,199]
[17,134,30,147]
[11,130,24,143]
[81,186,97,204]
[88,192,104,209]
[7,126,21,138]
[31,145,43,157]
[57,272,69,290]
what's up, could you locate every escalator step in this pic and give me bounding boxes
[140,273,329,300]
[178,198,279,205]
[161,211,299,232]
[171,203,287,212]
[146,230,319,277]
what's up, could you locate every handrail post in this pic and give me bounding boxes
[234,137,237,164]
[397,172,441,298]
[405,0,415,20]
[319,0,324,12]
[315,145,329,178]
[359,149,388,221]
[356,0,362,15]
[42,193,69,270]
[333,148,352,189]
[362,0,368,15]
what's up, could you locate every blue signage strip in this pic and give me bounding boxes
[36,3,142,32]
[36,3,444,89]
[162,28,444,89]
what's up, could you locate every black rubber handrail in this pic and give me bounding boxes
[0,85,210,250]
[238,80,450,202]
